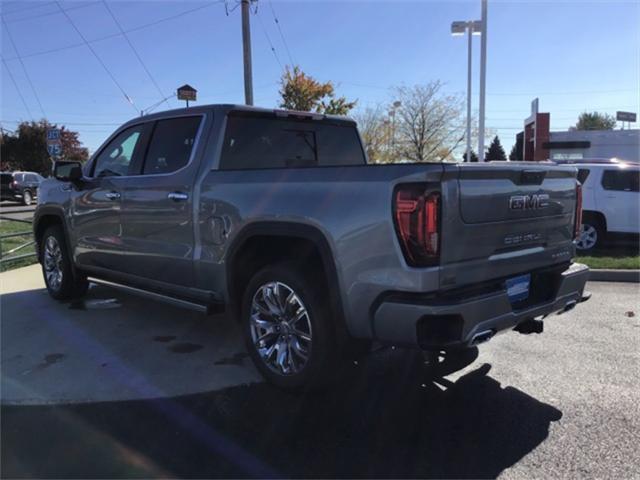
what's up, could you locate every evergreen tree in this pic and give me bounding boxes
[462,149,478,162]
[509,133,523,161]
[486,135,507,161]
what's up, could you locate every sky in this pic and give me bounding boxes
[1,0,639,155]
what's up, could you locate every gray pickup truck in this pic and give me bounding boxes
[34,104,590,389]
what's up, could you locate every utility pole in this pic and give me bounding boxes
[466,24,473,163]
[478,0,488,162]
[241,0,254,106]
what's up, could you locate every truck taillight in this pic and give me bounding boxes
[394,185,440,267]
[574,182,583,239]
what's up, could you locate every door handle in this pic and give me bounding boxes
[105,191,121,200]
[167,192,189,201]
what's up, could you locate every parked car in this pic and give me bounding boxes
[33,104,590,389]
[0,171,44,206]
[572,161,640,251]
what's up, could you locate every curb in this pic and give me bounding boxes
[588,269,640,283]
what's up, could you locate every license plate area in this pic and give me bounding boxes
[506,274,531,304]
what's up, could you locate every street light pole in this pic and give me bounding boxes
[478,0,488,162]
[241,0,254,106]
[451,20,481,162]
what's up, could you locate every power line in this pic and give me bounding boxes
[1,18,47,117]
[54,1,138,114]
[267,0,295,67]
[101,0,172,110]
[0,1,56,16]
[0,1,99,24]
[0,57,33,119]
[255,7,283,70]
[3,1,225,62]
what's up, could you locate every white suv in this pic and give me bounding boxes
[573,162,639,251]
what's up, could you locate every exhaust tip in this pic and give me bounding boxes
[470,329,495,345]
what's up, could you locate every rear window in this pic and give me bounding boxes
[1,174,13,185]
[143,116,202,175]
[601,169,639,192]
[219,115,365,170]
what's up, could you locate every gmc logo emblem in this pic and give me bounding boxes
[509,194,550,211]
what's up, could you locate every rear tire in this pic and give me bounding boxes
[576,217,605,252]
[41,225,89,300]
[22,190,32,206]
[241,262,338,390]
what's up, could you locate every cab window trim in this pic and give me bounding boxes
[86,113,206,179]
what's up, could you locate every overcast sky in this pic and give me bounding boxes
[1,0,639,155]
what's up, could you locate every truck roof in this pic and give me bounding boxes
[121,104,356,129]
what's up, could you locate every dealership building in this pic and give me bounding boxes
[519,100,639,161]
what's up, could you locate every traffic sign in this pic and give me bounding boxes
[47,144,62,156]
[47,128,61,142]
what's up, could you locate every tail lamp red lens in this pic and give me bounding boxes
[394,185,440,266]
[574,182,583,239]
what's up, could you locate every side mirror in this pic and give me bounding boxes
[53,161,83,183]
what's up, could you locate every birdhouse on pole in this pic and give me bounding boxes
[177,84,197,107]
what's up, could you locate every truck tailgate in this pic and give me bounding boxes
[439,163,579,289]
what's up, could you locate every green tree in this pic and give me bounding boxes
[0,121,89,175]
[279,66,356,115]
[509,133,523,160]
[573,111,616,131]
[486,135,507,161]
[462,150,478,162]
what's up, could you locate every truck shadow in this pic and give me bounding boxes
[2,354,562,479]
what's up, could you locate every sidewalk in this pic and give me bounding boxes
[1,265,261,406]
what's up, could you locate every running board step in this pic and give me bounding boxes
[87,277,222,314]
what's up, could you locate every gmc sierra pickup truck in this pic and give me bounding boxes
[34,104,590,389]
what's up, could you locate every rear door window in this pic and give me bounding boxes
[220,115,365,170]
[601,170,640,192]
[142,116,202,175]
[577,169,590,184]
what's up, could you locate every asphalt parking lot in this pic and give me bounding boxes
[1,265,639,478]
[0,202,35,221]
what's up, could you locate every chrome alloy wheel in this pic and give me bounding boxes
[43,236,64,291]
[576,224,597,250]
[249,281,312,375]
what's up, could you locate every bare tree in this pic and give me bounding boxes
[354,106,393,163]
[393,82,466,162]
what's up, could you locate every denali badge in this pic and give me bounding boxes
[509,194,550,211]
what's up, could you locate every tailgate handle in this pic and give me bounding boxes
[519,170,546,185]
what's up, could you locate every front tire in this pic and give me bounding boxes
[41,225,89,300]
[241,262,337,390]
